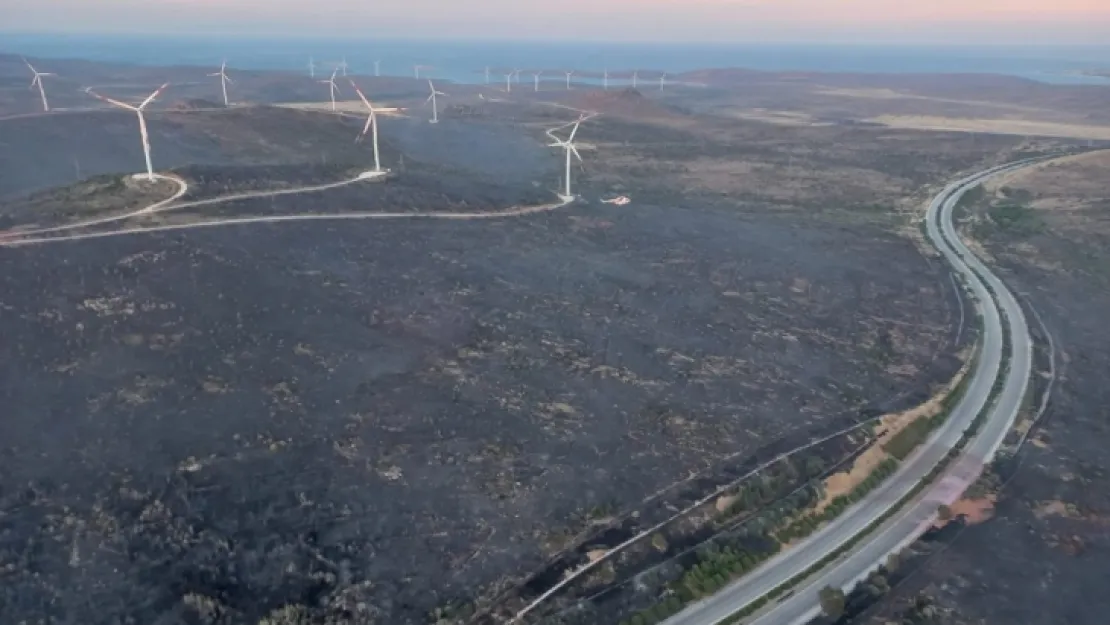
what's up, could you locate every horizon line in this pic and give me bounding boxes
[3,32,1110,48]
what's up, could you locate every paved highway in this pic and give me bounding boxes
[663,161,1036,625]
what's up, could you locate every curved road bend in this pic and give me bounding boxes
[663,161,1036,625]
[3,173,190,239]
[6,170,390,240]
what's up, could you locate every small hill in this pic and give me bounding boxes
[570,88,680,119]
[169,97,225,110]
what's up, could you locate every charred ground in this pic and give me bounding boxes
[0,58,1060,625]
[0,190,956,624]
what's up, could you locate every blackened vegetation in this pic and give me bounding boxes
[163,166,552,221]
[576,115,1022,224]
[0,455,382,625]
[0,191,956,625]
[174,163,395,200]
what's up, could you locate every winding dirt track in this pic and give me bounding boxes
[6,173,190,238]
[0,170,573,248]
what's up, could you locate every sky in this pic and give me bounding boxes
[2,0,1109,44]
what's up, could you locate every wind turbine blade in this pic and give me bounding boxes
[348,80,372,107]
[138,83,170,110]
[41,72,56,77]
[23,57,37,73]
[86,90,138,111]
[568,120,582,142]
[570,145,582,161]
[359,114,373,140]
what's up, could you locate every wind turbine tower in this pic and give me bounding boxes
[533,71,543,92]
[603,68,609,90]
[319,68,340,111]
[338,56,349,77]
[659,72,667,91]
[504,71,513,93]
[632,70,638,88]
[85,84,170,182]
[485,66,491,84]
[308,56,316,78]
[349,79,384,173]
[549,116,587,202]
[23,58,55,112]
[426,79,446,123]
[208,59,233,107]
[564,71,573,90]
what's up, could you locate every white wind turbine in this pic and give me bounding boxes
[23,58,55,112]
[513,68,522,84]
[338,56,349,76]
[659,72,667,91]
[426,79,446,123]
[308,56,316,78]
[564,70,574,90]
[533,71,543,92]
[85,83,170,182]
[349,79,384,173]
[632,70,638,88]
[207,59,233,106]
[504,71,513,93]
[485,66,491,84]
[319,68,340,111]
[549,115,587,202]
[603,68,609,90]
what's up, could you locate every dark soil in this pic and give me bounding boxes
[1,192,954,624]
[0,57,998,625]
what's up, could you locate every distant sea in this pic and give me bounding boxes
[4,34,1110,86]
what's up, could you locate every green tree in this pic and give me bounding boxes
[937,504,954,521]
[818,586,846,619]
[805,456,826,477]
[651,533,669,552]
